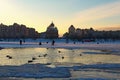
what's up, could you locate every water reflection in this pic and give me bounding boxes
[0,48,120,66]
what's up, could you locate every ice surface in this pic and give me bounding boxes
[0,64,71,78]
[0,39,120,52]
[72,63,120,70]
[0,63,120,79]
[0,39,120,79]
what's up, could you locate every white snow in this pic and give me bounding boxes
[0,39,120,51]
[0,64,71,78]
[0,63,120,79]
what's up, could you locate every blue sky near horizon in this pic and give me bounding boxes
[0,0,120,36]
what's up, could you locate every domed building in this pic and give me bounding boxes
[45,22,59,39]
[68,25,76,39]
[68,25,75,34]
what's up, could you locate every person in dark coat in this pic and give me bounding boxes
[39,42,42,45]
[52,40,55,46]
[20,40,22,45]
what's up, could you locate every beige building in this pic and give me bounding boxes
[0,23,39,39]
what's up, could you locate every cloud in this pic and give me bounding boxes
[74,1,120,23]
[98,25,120,31]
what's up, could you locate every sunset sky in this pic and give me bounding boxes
[0,0,120,36]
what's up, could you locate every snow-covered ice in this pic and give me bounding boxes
[0,63,120,79]
[0,64,71,78]
[0,39,120,52]
[0,39,120,79]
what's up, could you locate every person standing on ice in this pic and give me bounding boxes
[20,40,22,45]
[39,42,42,45]
[52,40,55,46]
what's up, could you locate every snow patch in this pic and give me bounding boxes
[0,64,71,78]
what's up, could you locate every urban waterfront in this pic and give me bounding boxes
[0,0,120,79]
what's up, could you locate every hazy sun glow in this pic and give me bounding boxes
[0,0,120,36]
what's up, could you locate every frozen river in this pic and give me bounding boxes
[0,48,120,80]
[0,48,120,66]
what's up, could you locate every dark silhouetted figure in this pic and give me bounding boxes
[80,54,82,56]
[20,40,22,45]
[46,42,49,44]
[62,56,64,59]
[43,54,47,57]
[28,60,33,63]
[58,51,61,53]
[38,55,41,57]
[52,40,55,46]
[6,55,9,58]
[6,55,12,59]
[39,42,42,45]
[32,57,36,60]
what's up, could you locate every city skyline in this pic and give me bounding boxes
[0,0,120,36]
